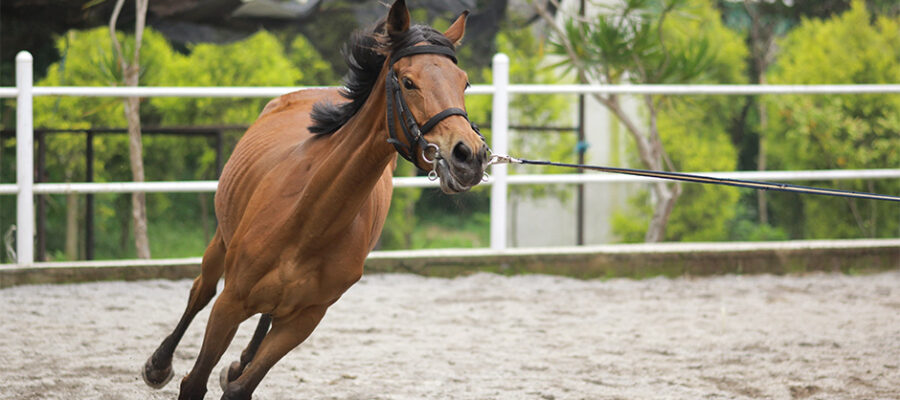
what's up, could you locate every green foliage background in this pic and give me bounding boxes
[1,27,339,261]
[609,0,897,243]
[764,0,900,239]
[2,0,898,263]
[0,15,572,261]
[609,0,749,242]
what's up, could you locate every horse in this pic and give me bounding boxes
[140,1,488,398]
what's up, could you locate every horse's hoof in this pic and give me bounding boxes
[219,361,241,391]
[142,356,174,389]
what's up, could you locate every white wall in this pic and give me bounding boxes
[510,0,645,246]
[511,93,644,246]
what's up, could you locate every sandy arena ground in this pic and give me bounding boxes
[1,270,898,400]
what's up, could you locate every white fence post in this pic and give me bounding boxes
[15,51,34,266]
[490,53,509,250]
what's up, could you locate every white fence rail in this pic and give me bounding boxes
[3,50,900,266]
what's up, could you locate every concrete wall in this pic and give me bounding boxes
[3,240,897,288]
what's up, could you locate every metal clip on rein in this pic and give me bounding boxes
[488,154,522,166]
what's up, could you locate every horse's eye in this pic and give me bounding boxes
[403,78,417,90]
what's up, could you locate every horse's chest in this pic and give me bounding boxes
[254,244,366,317]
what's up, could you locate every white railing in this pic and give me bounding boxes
[3,50,900,266]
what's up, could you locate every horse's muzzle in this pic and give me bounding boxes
[436,141,489,194]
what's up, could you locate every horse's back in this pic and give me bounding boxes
[215,88,344,244]
[257,88,342,119]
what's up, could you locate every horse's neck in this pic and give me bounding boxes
[292,70,396,241]
[329,85,395,177]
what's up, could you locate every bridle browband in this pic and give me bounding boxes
[385,44,485,166]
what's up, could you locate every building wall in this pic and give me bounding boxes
[508,0,647,247]
[511,94,644,247]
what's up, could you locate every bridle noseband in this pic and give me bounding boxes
[385,45,485,166]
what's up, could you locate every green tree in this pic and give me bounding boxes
[108,0,153,259]
[151,31,301,126]
[31,27,174,260]
[287,34,339,86]
[539,0,748,242]
[30,27,339,260]
[611,0,748,242]
[719,0,872,226]
[466,20,576,175]
[538,0,726,242]
[716,0,900,228]
[765,0,900,239]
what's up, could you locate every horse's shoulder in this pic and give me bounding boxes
[259,88,344,118]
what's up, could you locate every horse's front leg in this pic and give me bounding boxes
[221,304,329,400]
[179,289,251,400]
[144,230,226,389]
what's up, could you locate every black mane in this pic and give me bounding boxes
[307,22,455,135]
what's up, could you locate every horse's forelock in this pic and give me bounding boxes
[389,24,455,53]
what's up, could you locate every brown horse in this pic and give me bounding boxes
[141,1,488,399]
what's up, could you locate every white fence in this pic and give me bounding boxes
[2,51,900,267]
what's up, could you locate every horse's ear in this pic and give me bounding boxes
[387,0,411,38]
[443,10,469,46]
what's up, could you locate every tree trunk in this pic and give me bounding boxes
[65,193,79,260]
[645,181,680,242]
[119,196,131,254]
[111,0,151,259]
[601,95,681,242]
[744,0,775,225]
[535,1,683,242]
[642,95,682,242]
[756,70,769,225]
[126,93,151,259]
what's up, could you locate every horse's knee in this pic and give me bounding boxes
[198,280,218,304]
[194,269,222,297]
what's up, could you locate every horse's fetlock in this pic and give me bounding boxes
[221,383,251,400]
[178,376,207,400]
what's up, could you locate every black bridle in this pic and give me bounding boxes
[385,45,485,166]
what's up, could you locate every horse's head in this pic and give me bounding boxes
[384,0,489,194]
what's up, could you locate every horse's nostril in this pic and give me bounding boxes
[452,141,472,163]
[477,144,489,164]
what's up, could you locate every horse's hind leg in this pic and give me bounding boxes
[219,313,272,390]
[143,229,226,389]
[221,305,328,400]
